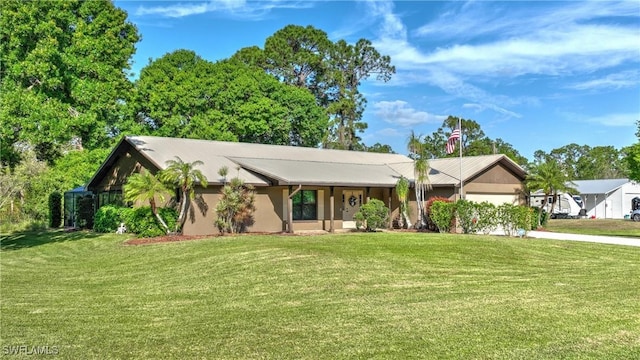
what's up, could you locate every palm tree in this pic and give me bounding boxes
[407,131,432,229]
[123,170,172,233]
[395,176,412,229]
[526,158,577,227]
[159,156,208,233]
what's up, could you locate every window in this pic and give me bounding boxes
[292,190,317,220]
[99,190,123,208]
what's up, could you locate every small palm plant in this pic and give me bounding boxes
[215,175,256,234]
[123,170,172,234]
[159,156,208,233]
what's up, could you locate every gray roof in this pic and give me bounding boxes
[89,136,526,188]
[571,179,631,195]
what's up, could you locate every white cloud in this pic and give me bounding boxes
[569,70,640,91]
[135,0,311,19]
[373,100,446,127]
[585,113,639,127]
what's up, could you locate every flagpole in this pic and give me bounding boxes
[459,117,464,200]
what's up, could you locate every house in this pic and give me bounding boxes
[86,136,527,235]
[572,179,640,219]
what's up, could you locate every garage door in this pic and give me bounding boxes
[465,193,519,206]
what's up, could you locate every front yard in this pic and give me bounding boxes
[1,230,639,358]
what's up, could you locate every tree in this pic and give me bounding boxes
[526,159,576,227]
[232,25,395,151]
[0,0,139,166]
[535,144,627,180]
[365,143,395,154]
[408,131,432,228]
[419,116,526,165]
[626,120,640,182]
[215,176,256,234]
[131,50,327,147]
[395,176,411,229]
[159,156,208,233]
[123,171,172,234]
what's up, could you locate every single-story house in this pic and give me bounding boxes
[572,179,640,219]
[87,136,527,235]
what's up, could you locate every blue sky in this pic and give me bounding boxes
[114,0,639,160]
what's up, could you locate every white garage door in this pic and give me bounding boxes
[465,193,519,206]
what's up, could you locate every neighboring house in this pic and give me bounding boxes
[87,136,527,235]
[572,179,640,219]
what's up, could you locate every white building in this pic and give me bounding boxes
[572,179,640,219]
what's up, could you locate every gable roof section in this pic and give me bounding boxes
[88,136,527,188]
[572,179,631,195]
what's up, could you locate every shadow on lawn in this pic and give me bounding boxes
[0,229,102,251]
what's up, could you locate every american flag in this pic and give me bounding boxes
[446,128,460,154]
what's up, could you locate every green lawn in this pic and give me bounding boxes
[544,219,640,237]
[1,230,639,359]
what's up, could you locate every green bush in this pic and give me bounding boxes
[94,205,127,233]
[455,199,478,234]
[497,204,532,236]
[425,196,451,231]
[354,199,389,231]
[430,201,456,233]
[531,207,548,228]
[48,191,62,228]
[474,201,498,234]
[121,206,177,238]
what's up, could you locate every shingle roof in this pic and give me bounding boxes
[88,136,526,188]
[571,179,630,195]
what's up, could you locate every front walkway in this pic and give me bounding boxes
[528,231,640,247]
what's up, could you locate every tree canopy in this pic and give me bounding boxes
[129,50,328,147]
[1,0,139,167]
[418,116,527,165]
[232,25,395,150]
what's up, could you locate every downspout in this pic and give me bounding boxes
[287,184,302,233]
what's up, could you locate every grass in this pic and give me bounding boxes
[544,219,640,237]
[1,230,640,359]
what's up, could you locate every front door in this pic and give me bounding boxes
[342,190,363,229]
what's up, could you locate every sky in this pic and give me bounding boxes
[113,0,640,160]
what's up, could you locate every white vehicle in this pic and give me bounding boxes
[529,192,585,219]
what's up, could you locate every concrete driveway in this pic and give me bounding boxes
[528,231,640,247]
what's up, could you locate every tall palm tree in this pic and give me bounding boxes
[526,158,577,227]
[407,131,432,228]
[395,176,412,229]
[123,170,172,233]
[159,156,208,233]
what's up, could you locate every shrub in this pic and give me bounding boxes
[474,201,499,234]
[425,196,451,231]
[215,177,256,234]
[455,199,478,234]
[354,199,389,231]
[48,191,62,228]
[76,195,95,229]
[497,204,532,236]
[531,207,548,229]
[430,201,456,233]
[121,206,178,238]
[94,205,127,233]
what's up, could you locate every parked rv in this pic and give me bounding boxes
[529,192,585,219]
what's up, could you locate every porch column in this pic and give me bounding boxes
[388,187,393,229]
[330,186,335,232]
[287,185,302,233]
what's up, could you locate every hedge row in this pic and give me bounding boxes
[429,199,535,236]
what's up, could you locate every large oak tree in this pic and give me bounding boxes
[1,0,139,166]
